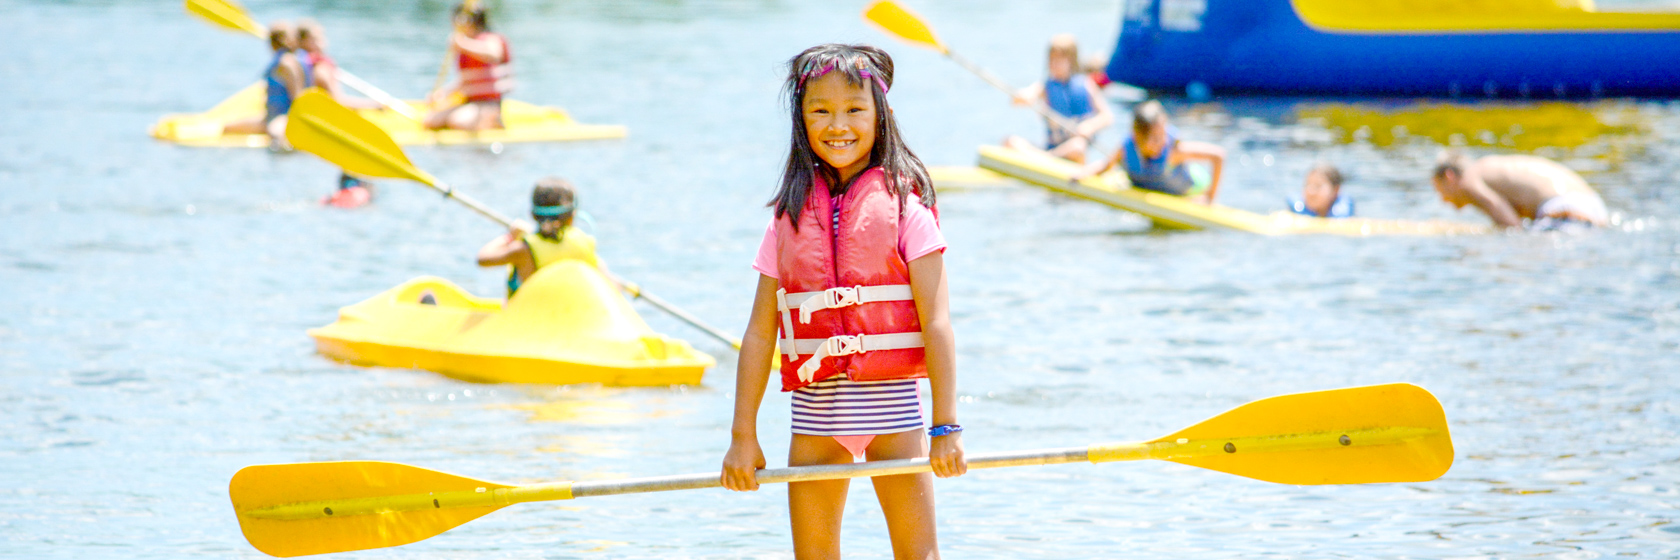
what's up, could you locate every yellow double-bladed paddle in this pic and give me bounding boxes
[230,383,1454,557]
[864,0,1091,142]
[185,0,425,122]
[283,90,763,357]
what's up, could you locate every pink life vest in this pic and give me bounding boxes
[773,167,932,392]
[458,33,512,102]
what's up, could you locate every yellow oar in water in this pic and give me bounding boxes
[185,0,425,122]
[864,0,1088,142]
[283,90,761,357]
[229,383,1455,557]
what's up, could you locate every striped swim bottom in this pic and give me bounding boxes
[791,376,924,438]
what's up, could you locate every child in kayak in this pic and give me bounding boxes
[425,3,512,131]
[296,19,379,110]
[222,21,307,150]
[1003,34,1113,164]
[721,44,966,559]
[1072,99,1225,204]
[477,177,599,296]
[1288,163,1354,218]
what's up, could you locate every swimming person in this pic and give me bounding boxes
[476,177,599,296]
[1288,163,1354,218]
[425,3,512,131]
[1431,151,1608,230]
[222,21,308,150]
[1003,34,1114,164]
[720,44,966,559]
[1073,100,1226,204]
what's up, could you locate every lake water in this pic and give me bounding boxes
[3,0,1678,558]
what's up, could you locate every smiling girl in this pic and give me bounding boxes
[721,44,965,558]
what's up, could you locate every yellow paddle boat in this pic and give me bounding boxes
[150,83,627,148]
[308,261,713,386]
[977,145,1489,236]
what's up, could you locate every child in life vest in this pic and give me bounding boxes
[425,3,513,131]
[1073,99,1226,204]
[1003,34,1113,164]
[297,19,380,199]
[476,177,599,296]
[222,21,307,150]
[721,44,967,559]
[1288,163,1355,218]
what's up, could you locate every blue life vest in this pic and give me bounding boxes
[1287,195,1355,218]
[263,50,313,121]
[1044,75,1095,148]
[1121,128,1195,195]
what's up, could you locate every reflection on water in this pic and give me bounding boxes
[3,0,1679,558]
[1298,100,1649,152]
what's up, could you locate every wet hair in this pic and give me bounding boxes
[1049,33,1079,65]
[455,3,489,31]
[1132,99,1169,137]
[1433,150,1469,179]
[1309,163,1344,189]
[267,20,296,51]
[296,18,324,47]
[770,44,933,228]
[532,177,576,240]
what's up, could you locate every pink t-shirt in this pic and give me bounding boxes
[751,199,945,279]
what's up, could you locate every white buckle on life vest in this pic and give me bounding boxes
[792,332,925,383]
[784,284,915,324]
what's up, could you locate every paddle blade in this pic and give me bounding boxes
[230,461,513,557]
[1153,383,1453,485]
[864,0,947,53]
[286,90,440,186]
[185,0,266,38]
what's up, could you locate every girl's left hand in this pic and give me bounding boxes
[930,432,967,478]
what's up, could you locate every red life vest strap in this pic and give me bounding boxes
[783,284,915,324]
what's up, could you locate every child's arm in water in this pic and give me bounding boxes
[721,274,779,491]
[910,252,966,478]
[1457,167,1524,229]
[1172,140,1226,202]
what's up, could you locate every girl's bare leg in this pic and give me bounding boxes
[788,434,854,560]
[867,429,939,560]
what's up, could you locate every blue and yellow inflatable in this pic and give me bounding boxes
[1107,0,1680,98]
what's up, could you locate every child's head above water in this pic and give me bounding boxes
[1131,99,1171,158]
[1047,33,1079,81]
[531,176,576,240]
[1302,163,1343,214]
[772,43,933,226]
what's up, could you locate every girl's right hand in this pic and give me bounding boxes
[721,438,766,491]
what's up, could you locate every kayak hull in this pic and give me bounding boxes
[150,83,627,148]
[308,261,713,386]
[977,145,1489,236]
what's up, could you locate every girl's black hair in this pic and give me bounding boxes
[770,44,933,228]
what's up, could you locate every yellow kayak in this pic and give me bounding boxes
[977,145,1490,236]
[308,261,714,386]
[150,83,628,148]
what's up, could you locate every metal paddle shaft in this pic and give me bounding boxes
[229,383,1453,557]
[616,280,745,350]
[864,0,1093,143]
